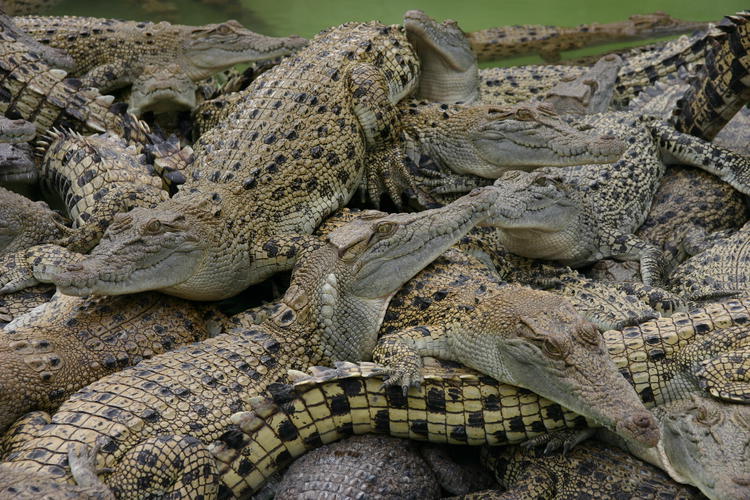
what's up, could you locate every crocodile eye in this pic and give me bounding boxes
[577,322,600,346]
[375,222,396,236]
[543,338,565,359]
[694,405,721,426]
[143,219,163,235]
[216,24,232,35]
[532,177,549,187]
[514,108,535,120]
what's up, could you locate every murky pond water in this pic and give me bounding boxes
[50,0,749,65]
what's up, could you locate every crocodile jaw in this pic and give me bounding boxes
[50,245,204,297]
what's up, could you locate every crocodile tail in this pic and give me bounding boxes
[671,11,750,140]
[209,359,585,497]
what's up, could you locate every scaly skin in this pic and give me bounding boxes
[469,441,702,499]
[0,130,173,294]
[315,210,658,445]
[671,12,750,140]
[478,30,709,109]
[590,165,747,282]
[0,285,55,327]
[16,16,308,96]
[0,11,73,71]
[479,111,750,285]
[669,222,750,301]
[0,189,498,498]
[0,117,36,144]
[0,291,224,434]
[0,187,69,256]
[0,29,148,142]
[202,355,750,499]
[466,12,709,63]
[399,100,625,179]
[274,435,442,499]
[37,21,424,301]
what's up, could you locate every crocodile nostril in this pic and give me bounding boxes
[731,475,750,486]
[633,414,653,428]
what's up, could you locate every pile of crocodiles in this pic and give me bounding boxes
[1,3,750,498]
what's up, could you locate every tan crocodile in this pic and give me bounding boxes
[0,189,499,498]
[0,187,69,256]
[15,15,308,111]
[466,12,709,63]
[20,20,426,301]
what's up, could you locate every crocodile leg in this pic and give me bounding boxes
[347,62,419,207]
[597,229,666,286]
[71,436,219,498]
[0,244,85,294]
[650,120,750,194]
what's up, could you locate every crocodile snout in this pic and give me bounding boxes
[617,411,660,447]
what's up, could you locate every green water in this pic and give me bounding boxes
[50,0,748,65]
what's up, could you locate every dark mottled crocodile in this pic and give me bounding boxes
[31,21,426,300]
[671,12,750,140]
[205,357,750,499]
[15,16,307,102]
[464,440,703,499]
[0,187,69,256]
[274,435,443,499]
[466,12,708,63]
[0,291,225,434]
[0,190,497,498]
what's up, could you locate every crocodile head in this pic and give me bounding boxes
[129,63,197,116]
[403,10,478,104]
[45,195,218,299]
[0,116,35,143]
[181,20,308,79]
[296,187,497,361]
[655,395,750,500]
[487,170,578,231]
[408,102,626,178]
[457,286,659,448]
[0,143,36,186]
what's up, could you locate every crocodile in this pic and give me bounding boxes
[0,143,36,188]
[668,222,750,301]
[0,291,225,434]
[24,20,427,301]
[0,10,73,71]
[473,107,750,286]
[0,285,55,327]
[466,12,709,63]
[128,63,198,116]
[0,189,499,498]
[0,23,149,143]
[314,210,658,439]
[588,165,748,282]
[15,16,308,99]
[274,435,443,499]
[398,100,626,180]
[204,357,750,499]
[0,187,69,256]
[671,12,750,140]
[477,29,711,109]
[466,440,703,499]
[0,129,191,293]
